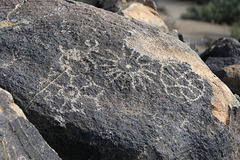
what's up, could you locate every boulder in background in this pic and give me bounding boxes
[215,64,240,96]
[201,37,240,73]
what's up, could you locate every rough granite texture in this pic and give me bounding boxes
[0,88,61,160]
[0,0,239,159]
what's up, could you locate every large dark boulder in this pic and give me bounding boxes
[0,0,239,159]
[201,37,240,73]
[0,88,61,160]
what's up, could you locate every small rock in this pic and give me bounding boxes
[168,29,185,42]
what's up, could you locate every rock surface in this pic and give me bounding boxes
[0,88,61,160]
[201,37,240,73]
[0,0,239,159]
[215,64,240,96]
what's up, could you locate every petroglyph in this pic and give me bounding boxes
[30,40,207,122]
[17,155,27,160]
[0,0,30,29]
[6,0,28,21]
[160,61,205,102]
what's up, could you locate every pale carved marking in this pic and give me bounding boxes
[17,155,27,160]
[159,61,205,102]
[6,0,28,21]
[29,41,206,125]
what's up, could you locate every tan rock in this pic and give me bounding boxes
[122,2,169,32]
[0,88,26,120]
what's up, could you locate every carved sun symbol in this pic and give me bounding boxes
[88,45,162,93]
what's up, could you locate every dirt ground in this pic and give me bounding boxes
[155,0,230,53]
